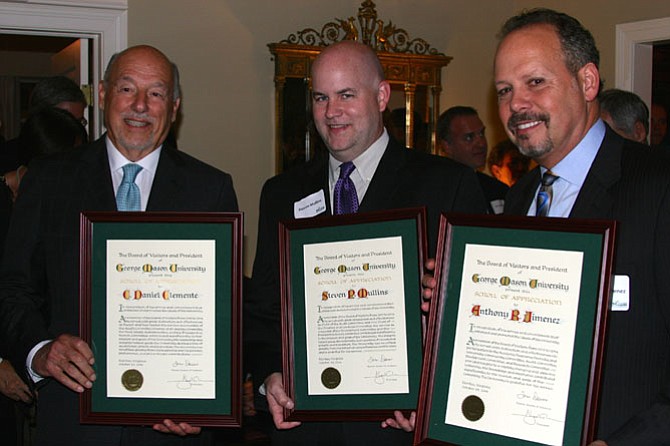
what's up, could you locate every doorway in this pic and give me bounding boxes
[0,34,91,141]
[0,1,128,140]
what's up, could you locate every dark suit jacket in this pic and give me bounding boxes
[505,127,670,444]
[0,136,238,446]
[245,138,487,426]
[476,171,508,214]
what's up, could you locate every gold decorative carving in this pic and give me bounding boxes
[269,1,452,173]
[279,0,444,56]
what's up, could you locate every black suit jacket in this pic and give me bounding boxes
[0,136,238,446]
[476,171,508,214]
[245,137,487,407]
[505,128,670,444]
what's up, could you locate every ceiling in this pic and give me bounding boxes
[0,34,77,53]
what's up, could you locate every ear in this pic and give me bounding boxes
[633,121,648,144]
[437,139,450,157]
[171,97,181,123]
[377,80,391,112]
[490,164,501,178]
[579,62,600,102]
[98,81,106,111]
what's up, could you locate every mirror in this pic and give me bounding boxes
[269,0,451,173]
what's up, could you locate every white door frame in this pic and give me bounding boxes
[616,17,670,108]
[0,0,128,138]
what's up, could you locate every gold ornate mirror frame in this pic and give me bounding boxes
[269,0,452,173]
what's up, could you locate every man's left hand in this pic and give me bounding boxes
[152,419,201,436]
[0,360,32,403]
[381,410,416,432]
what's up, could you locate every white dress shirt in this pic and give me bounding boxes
[107,138,161,211]
[327,129,389,212]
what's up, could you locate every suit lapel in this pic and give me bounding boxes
[305,157,332,215]
[569,129,620,219]
[506,168,541,215]
[146,146,183,211]
[358,139,404,213]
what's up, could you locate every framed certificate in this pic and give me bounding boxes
[280,208,427,421]
[414,214,615,446]
[79,211,243,427]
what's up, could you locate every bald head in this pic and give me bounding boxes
[312,40,385,89]
[104,45,181,101]
[310,41,390,162]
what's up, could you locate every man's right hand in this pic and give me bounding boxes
[0,359,32,403]
[421,258,437,313]
[32,334,96,393]
[265,372,301,430]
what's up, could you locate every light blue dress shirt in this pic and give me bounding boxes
[527,120,606,217]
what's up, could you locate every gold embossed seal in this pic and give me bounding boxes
[461,395,484,421]
[121,369,143,392]
[321,367,341,389]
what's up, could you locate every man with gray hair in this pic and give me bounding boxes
[0,45,238,445]
[599,88,649,144]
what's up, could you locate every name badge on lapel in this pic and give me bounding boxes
[611,275,630,312]
[294,190,326,219]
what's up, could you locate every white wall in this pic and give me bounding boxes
[127,0,670,274]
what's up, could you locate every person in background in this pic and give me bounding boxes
[0,106,87,446]
[487,138,531,187]
[650,102,669,149]
[599,88,649,144]
[0,76,88,176]
[0,45,238,446]
[436,106,508,214]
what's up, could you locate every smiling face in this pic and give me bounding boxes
[494,24,600,168]
[99,46,180,161]
[311,41,390,162]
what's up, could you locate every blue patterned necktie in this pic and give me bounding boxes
[333,161,359,215]
[536,170,558,217]
[116,163,142,211]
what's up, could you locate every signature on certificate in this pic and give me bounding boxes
[516,390,549,402]
[368,354,393,364]
[512,409,563,427]
[168,374,213,390]
[363,370,407,385]
[172,359,200,368]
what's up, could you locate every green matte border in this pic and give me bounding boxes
[427,226,604,445]
[289,218,423,410]
[89,222,232,415]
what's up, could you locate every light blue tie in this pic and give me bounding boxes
[536,170,558,217]
[116,163,142,211]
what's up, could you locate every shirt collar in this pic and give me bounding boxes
[328,128,389,183]
[542,119,605,186]
[106,136,162,174]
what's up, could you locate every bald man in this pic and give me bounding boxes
[244,40,486,446]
